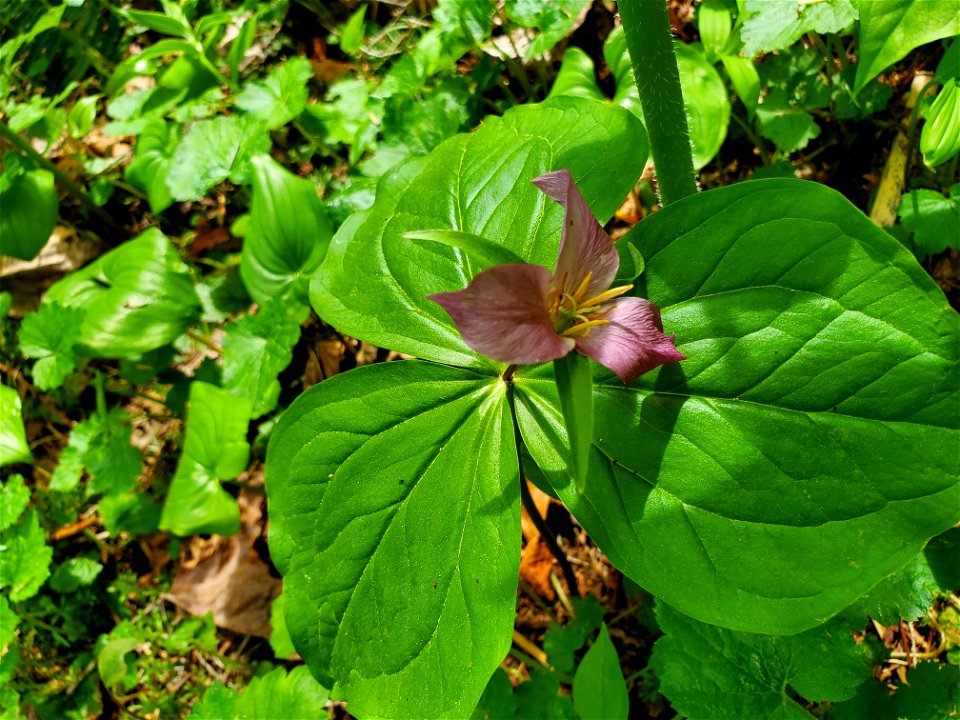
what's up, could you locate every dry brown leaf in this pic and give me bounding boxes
[520,481,553,542]
[519,537,556,601]
[164,490,280,638]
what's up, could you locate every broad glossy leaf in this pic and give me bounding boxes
[125,119,180,213]
[266,361,519,719]
[572,624,629,720]
[920,79,960,169]
[547,47,604,101]
[553,352,593,492]
[651,602,872,719]
[741,0,857,57]
[190,666,329,720]
[166,115,270,201]
[42,228,201,358]
[516,179,959,634]
[0,155,58,261]
[235,57,313,130]
[0,509,51,601]
[854,0,960,95]
[720,54,760,118]
[310,97,648,369]
[698,0,733,60]
[0,385,31,467]
[160,382,251,537]
[675,43,730,169]
[403,230,525,270]
[240,155,332,307]
[221,300,303,418]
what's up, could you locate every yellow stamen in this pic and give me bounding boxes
[580,284,633,309]
[570,272,593,303]
[561,318,611,337]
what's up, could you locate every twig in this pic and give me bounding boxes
[511,630,550,668]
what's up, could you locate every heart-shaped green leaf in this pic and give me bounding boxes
[266,361,519,719]
[42,228,201,359]
[0,153,58,261]
[516,179,959,635]
[310,97,648,370]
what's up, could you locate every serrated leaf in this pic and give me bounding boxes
[741,0,858,57]
[651,602,872,719]
[50,557,103,593]
[189,666,329,719]
[266,361,519,718]
[166,115,270,201]
[221,301,302,418]
[830,661,960,720]
[0,475,29,531]
[0,597,18,654]
[542,595,605,673]
[160,382,250,537]
[516,179,959,635]
[0,385,31,467]
[18,303,86,391]
[235,57,313,129]
[854,0,960,95]
[756,88,821,153]
[572,624,629,720]
[42,228,201,358]
[898,185,960,257]
[240,154,332,307]
[310,97,648,370]
[0,509,52,601]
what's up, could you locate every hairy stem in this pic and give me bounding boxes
[617,0,698,205]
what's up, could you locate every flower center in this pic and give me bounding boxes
[546,272,633,338]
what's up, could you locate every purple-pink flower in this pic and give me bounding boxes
[429,169,686,385]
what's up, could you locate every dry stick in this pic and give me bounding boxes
[511,630,551,668]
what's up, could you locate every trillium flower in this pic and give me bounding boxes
[429,169,685,385]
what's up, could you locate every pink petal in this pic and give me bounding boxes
[532,169,618,298]
[429,264,575,365]
[574,297,686,385]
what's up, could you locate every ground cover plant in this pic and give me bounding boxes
[1,0,958,718]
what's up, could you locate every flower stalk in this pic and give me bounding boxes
[617,0,698,206]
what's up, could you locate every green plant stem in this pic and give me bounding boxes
[0,121,121,232]
[617,0,698,205]
[506,379,580,597]
[730,113,771,165]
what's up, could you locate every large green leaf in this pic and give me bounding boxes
[0,153,58,261]
[266,361,519,719]
[42,228,201,358]
[125,119,180,213]
[0,385,31,467]
[651,602,872,719]
[160,382,250,537]
[516,179,959,635]
[854,0,960,95]
[310,97,648,369]
[674,43,730,169]
[190,666,329,720]
[240,155,332,307]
